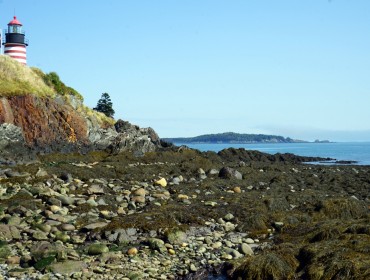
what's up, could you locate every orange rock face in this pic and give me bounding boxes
[0,95,88,148]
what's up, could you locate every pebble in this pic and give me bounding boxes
[189,264,197,272]
[127,247,138,256]
[245,238,254,244]
[0,160,273,280]
[224,213,234,221]
[240,243,254,256]
[205,201,217,207]
[134,188,146,196]
[88,244,109,255]
[61,224,76,231]
[233,186,241,193]
[154,178,167,187]
[212,242,222,249]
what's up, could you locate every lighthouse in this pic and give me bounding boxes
[2,16,28,65]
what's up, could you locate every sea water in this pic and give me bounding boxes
[173,142,370,165]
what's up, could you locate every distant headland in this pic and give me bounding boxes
[164,132,312,144]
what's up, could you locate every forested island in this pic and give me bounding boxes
[163,132,306,144]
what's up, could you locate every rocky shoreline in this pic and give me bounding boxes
[0,148,369,279]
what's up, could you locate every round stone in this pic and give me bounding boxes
[177,194,189,200]
[127,247,138,256]
[55,232,71,243]
[212,242,222,249]
[61,224,76,231]
[131,196,146,203]
[6,256,20,265]
[88,244,109,255]
[50,205,61,213]
[233,186,241,193]
[240,243,254,256]
[134,188,146,196]
[198,246,207,254]
[224,213,234,221]
[245,238,254,244]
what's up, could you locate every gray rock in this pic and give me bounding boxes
[166,230,187,245]
[0,123,35,164]
[36,224,52,233]
[61,224,76,231]
[7,216,21,226]
[30,241,63,261]
[148,238,167,253]
[224,213,234,221]
[89,120,161,156]
[208,169,219,175]
[170,177,181,185]
[88,243,109,255]
[49,197,62,207]
[57,195,75,206]
[36,168,48,177]
[55,232,71,243]
[88,185,105,194]
[84,222,108,230]
[48,260,87,275]
[0,224,20,240]
[223,222,236,232]
[219,167,243,180]
[33,230,49,240]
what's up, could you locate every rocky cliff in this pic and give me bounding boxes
[0,94,161,164]
[0,57,161,164]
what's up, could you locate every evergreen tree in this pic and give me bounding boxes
[94,92,115,118]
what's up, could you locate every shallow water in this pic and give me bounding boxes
[173,142,370,165]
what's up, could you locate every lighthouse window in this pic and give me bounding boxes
[10,26,21,33]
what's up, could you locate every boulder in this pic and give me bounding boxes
[165,230,187,245]
[0,224,21,241]
[0,123,34,164]
[30,241,64,261]
[219,167,243,180]
[88,243,109,255]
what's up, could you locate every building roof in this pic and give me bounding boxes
[8,16,22,26]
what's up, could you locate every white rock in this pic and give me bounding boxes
[245,238,254,244]
[240,243,254,256]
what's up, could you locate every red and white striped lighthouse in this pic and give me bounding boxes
[2,16,28,65]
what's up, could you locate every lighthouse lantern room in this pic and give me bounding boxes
[2,16,28,65]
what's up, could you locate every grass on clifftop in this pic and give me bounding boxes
[0,55,114,126]
[0,55,84,102]
[0,55,55,97]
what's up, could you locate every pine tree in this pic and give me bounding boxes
[93,92,115,118]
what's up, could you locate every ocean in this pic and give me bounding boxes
[172,142,370,165]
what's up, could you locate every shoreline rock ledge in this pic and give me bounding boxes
[0,95,163,164]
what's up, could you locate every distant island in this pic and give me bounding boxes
[163,132,308,144]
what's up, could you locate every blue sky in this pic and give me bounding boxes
[1,0,369,141]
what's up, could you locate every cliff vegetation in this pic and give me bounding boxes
[0,55,54,97]
[0,55,113,126]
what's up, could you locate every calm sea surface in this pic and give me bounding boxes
[173,142,370,165]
